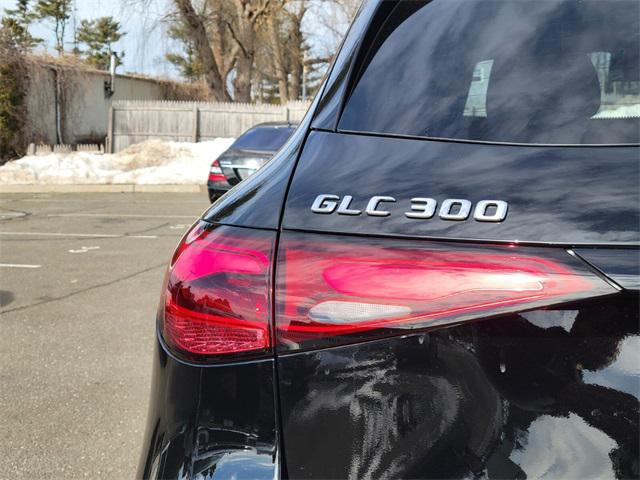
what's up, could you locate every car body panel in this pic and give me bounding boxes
[207,179,232,202]
[137,340,279,479]
[278,294,639,479]
[575,248,640,290]
[283,131,640,245]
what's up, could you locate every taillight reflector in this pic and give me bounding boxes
[276,233,614,350]
[209,160,226,183]
[161,222,274,359]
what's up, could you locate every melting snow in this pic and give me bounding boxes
[0,139,235,185]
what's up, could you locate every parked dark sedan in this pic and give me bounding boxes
[140,1,639,479]
[207,122,297,202]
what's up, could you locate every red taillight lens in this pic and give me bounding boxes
[276,233,614,351]
[161,222,274,359]
[208,160,226,183]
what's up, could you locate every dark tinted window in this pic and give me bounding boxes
[232,126,296,151]
[340,0,640,145]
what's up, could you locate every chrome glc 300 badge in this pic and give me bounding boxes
[311,194,508,222]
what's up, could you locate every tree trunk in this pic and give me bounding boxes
[206,0,237,97]
[289,25,304,100]
[55,20,63,55]
[234,53,252,102]
[287,8,304,101]
[267,14,288,104]
[174,0,230,102]
[230,0,259,103]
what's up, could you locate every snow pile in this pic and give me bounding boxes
[593,104,640,119]
[0,138,235,185]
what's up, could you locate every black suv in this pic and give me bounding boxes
[139,1,640,478]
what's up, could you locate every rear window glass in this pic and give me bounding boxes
[339,0,640,145]
[232,126,296,151]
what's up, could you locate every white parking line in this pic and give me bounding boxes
[47,213,196,219]
[0,263,41,269]
[69,246,100,253]
[0,231,157,239]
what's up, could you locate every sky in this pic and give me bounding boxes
[0,0,183,77]
[0,0,351,80]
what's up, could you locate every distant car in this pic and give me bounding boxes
[207,122,298,202]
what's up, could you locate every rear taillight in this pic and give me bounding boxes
[160,222,274,360]
[275,233,615,351]
[208,160,226,183]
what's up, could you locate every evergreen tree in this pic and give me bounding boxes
[0,24,27,162]
[3,0,41,50]
[165,22,202,81]
[35,0,73,55]
[76,17,125,70]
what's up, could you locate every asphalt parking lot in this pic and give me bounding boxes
[0,192,209,478]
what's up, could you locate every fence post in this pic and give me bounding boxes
[192,104,199,142]
[286,107,291,123]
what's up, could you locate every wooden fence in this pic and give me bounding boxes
[106,100,311,153]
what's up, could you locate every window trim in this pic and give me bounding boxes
[334,127,640,148]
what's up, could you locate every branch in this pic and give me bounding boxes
[223,19,249,59]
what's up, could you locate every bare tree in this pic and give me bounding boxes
[224,0,269,102]
[265,4,289,102]
[174,0,267,102]
[169,0,356,103]
[259,0,308,103]
[306,0,359,59]
[174,0,230,101]
[205,0,238,93]
[286,0,306,101]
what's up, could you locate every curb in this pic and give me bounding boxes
[0,184,207,193]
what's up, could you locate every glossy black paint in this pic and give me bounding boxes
[278,294,639,479]
[137,338,278,479]
[138,341,200,479]
[284,131,640,245]
[207,179,231,203]
[202,92,321,230]
[576,248,640,290]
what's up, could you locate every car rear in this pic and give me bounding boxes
[207,123,297,202]
[139,1,639,478]
[206,159,230,202]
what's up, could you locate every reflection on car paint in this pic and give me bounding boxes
[279,295,639,479]
[137,345,278,479]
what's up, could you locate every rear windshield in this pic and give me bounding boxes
[339,0,640,145]
[232,126,296,151]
